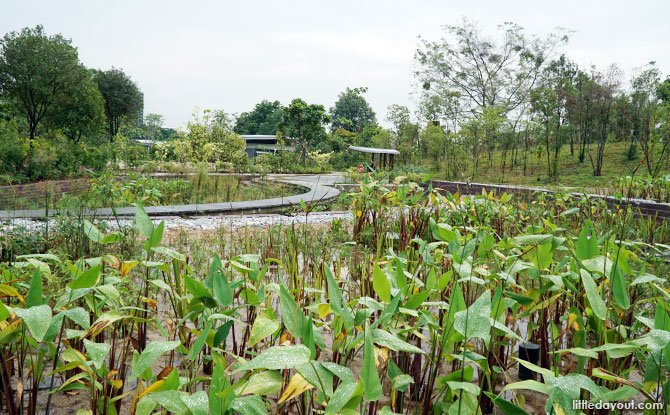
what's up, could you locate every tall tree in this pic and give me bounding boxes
[587,65,621,176]
[415,19,568,122]
[50,67,105,142]
[630,63,661,173]
[94,68,142,141]
[143,113,164,141]
[234,100,283,135]
[531,55,577,180]
[0,25,81,140]
[278,98,330,166]
[329,87,376,133]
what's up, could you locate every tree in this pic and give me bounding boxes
[234,100,283,135]
[50,67,105,142]
[329,87,376,133]
[586,65,621,176]
[94,68,142,141]
[386,104,411,137]
[143,113,164,141]
[278,98,330,166]
[531,55,577,180]
[0,25,81,140]
[630,63,661,173]
[415,19,567,122]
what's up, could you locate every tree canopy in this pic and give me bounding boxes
[0,25,82,140]
[279,98,330,165]
[234,100,283,135]
[94,67,143,141]
[329,87,377,133]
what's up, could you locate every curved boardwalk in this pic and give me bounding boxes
[0,174,342,220]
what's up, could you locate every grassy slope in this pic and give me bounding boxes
[436,141,670,191]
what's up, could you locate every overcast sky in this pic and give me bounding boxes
[2,0,669,128]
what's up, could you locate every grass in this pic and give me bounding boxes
[434,141,670,191]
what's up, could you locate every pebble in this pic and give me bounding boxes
[0,211,352,234]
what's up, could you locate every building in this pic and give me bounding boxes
[241,135,292,158]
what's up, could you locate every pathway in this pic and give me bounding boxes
[0,173,345,220]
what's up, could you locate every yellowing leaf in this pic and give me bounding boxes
[0,284,24,303]
[317,304,332,319]
[138,379,164,398]
[121,261,140,278]
[109,379,123,389]
[278,373,314,404]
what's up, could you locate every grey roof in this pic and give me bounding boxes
[348,145,400,155]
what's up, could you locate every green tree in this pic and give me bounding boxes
[531,56,577,180]
[0,25,81,140]
[279,98,330,166]
[234,100,283,135]
[50,67,105,142]
[416,19,567,121]
[143,113,164,141]
[630,63,662,173]
[329,87,376,133]
[94,68,142,141]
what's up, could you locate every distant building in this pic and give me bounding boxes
[240,135,292,158]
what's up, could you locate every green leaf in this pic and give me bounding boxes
[576,220,598,260]
[135,205,154,239]
[361,327,382,401]
[580,269,606,320]
[391,374,414,392]
[83,220,118,244]
[236,370,283,396]
[148,220,164,249]
[210,358,232,413]
[181,391,209,415]
[404,290,430,310]
[483,391,529,415]
[25,268,43,308]
[230,395,266,415]
[83,339,111,370]
[15,304,52,342]
[610,266,630,309]
[212,271,232,307]
[502,380,548,394]
[446,381,480,395]
[0,302,9,322]
[324,266,354,331]
[148,391,187,413]
[322,362,354,383]
[454,290,491,342]
[372,263,391,303]
[129,341,181,381]
[68,265,101,290]
[326,382,358,413]
[372,329,425,354]
[234,345,311,372]
[188,321,212,361]
[297,361,334,397]
[248,311,279,348]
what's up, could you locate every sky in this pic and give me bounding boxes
[2,0,669,129]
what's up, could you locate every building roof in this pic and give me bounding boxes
[241,135,279,142]
[348,145,400,155]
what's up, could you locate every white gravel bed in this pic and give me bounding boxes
[0,211,353,234]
